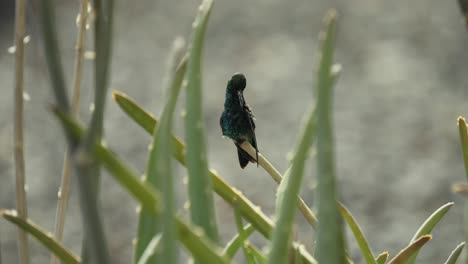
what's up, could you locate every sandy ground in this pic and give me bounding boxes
[1,0,468,263]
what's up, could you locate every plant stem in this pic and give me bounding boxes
[82,0,114,151]
[39,0,70,114]
[50,2,88,264]
[75,0,114,262]
[13,0,29,262]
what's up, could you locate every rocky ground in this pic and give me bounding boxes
[0,0,467,263]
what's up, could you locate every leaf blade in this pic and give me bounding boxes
[406,202,454,264]
[388,235,431,264]
[375,252,389,264]
[339,203,377,264]
[135,38,186,263]
[458,117,468,181]
[184,0,219,243]
[1,210,79,264]
[313,9,346,264]
[443,241,465,264]
[223,224,255,259]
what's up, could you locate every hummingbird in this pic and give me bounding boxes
[220,73,259,169]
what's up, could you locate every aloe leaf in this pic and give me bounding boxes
[388,235,431,264]
[375,252,388,264]
[339,203,376,264]
[268,104,316,264]
[184,0,219,244]
[410,202,454,242]
[458,117,468,181]
[312,9,345,264]
[246,243,267,264]
[233,203,256,264]
[39,0,70,113]
[134,38,186,263]
[295,245,304,264]
[1,210,79,264]
[443,241,465,264]
[136,234,162,264]
[406,202,454,264]
[223,224,255,259]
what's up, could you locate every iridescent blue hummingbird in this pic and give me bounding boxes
[220,73,259,168]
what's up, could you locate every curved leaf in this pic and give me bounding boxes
[313,9,346,264]
[223,224,255,259]
[388,235,431,264]
[268,105,316,264]
[135,38,186,263]
[406,202,454,264]
[1,210,79,264]
[246,243,267,264]
[375,252,388,264]
[339,203,376,264]
[184,0,218,243]
[458,117,468,181]
[410,202,454,242]
[136,234,162,264]
[443,241,465,264]
[233,203,256,264]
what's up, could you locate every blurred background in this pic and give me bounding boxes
[1,0,468,263]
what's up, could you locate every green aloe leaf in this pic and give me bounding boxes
[1,210,79,264]
[233,203,256,264]
[267,9,341,264]
[184,0,219,244]
[136,234,162,264]
[388,235,431,264]
[375,252,388,264]
[406,202,454,264]
[295,245,304,264]
[268,103,316,264]
[458,117,468,181]
[135,38,186,263]
[247,243,267,264]
[223,224,255,260]
[339,203,376,264]
[443,241,465,264]
[313,9,346,264]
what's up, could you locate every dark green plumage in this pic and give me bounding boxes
[220,73,259,168]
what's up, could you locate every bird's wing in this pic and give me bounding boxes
[240,94,258,164]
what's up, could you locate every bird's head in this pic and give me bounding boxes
[228,73,247,92]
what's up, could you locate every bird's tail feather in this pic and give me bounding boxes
[236,144,256,169]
